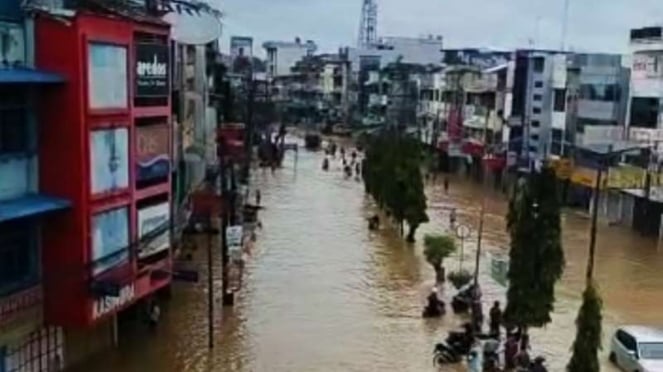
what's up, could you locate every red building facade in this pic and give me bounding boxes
[34,12,172,328]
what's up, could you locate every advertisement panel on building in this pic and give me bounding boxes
[550,158,573,180]
[137,202,170,259]
[607,165,646,189]
[135,43,169,97]
[632,53,661,79]
[136,124,170,182]
[90,128,130,194]
[631,53,663,96]
[571,166,603,188]
[91,207,129,275]
[629,127,663,142]
[88,43,128,109]
[92,283,135,320]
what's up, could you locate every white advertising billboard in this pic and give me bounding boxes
[137,202,170,258]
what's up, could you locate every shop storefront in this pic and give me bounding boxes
[33,9,172,367]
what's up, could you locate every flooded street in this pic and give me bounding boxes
[76,141,663,371]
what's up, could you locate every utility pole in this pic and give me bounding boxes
[206,211,214,348]
[561,0,570,51]
[244,78,256,181]
[219,151,234,306]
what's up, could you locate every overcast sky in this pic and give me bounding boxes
[217,0,663,56]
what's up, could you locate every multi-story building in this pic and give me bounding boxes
[569,53,629,147]
[416,69,446,146]
[230,36,253,60]
[627,26,663,139]
[0,1,69,370]
[318,52,351,123]
[270,51,351,125]
[507,50,570,167]
[359,61,427,128]
[32,3,173,369]
[263,38,317,78]
[348,35,444,69]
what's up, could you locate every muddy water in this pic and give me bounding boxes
[76,142,663,371]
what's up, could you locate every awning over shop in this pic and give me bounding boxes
[0,194,71,223]
[0,68,65,84]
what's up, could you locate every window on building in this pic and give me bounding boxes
[0,220,37,296]
[630,97,659,128]
[579,83,621,102]
[533,57,545,72]
[531,120,540,128]
[92,206,129,275]
[534,81,543,88]
[577,118,617,134]
[0,22,26,66]
[551,129,564,155]
[533,107,542,114]
[533,94,542,101]
[554,89,566,112]
[90,128,129,195]
[0,88,28,155]
[530,134,539,141]
[88,43,128,109]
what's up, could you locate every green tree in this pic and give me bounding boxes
[504,166,565,332]
[567,281,603,372]
[362,130,428,241]
[424,234,456,282]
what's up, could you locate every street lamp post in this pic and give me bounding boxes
[582,143,649,281]
[474,197,486,286]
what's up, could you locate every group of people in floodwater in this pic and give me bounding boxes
[321,141,361,179]
[428,282,548,372]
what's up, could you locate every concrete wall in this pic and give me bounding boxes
[264,42,315,77]
[348,36,443,72]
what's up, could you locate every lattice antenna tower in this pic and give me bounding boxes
[357,0,378,48]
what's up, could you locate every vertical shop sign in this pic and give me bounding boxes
[135,43,169,97]
[136,124,170,181]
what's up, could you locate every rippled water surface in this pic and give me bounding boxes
[75,139,663,371]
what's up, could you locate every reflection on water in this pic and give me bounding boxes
[75,142,663,372]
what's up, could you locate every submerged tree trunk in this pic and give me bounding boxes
[406,223,418,242]
[434,264,446,283]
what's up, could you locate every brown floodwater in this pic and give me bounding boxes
[74,140,663,371]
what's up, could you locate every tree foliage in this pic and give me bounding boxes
[362,130,429,241]
[423,234,456,268]
[504,166,565,328]
[448,269,473,289]
[424,234,456,282]
[567,281,603,372]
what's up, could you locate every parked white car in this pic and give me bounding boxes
[610,326,663,372]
